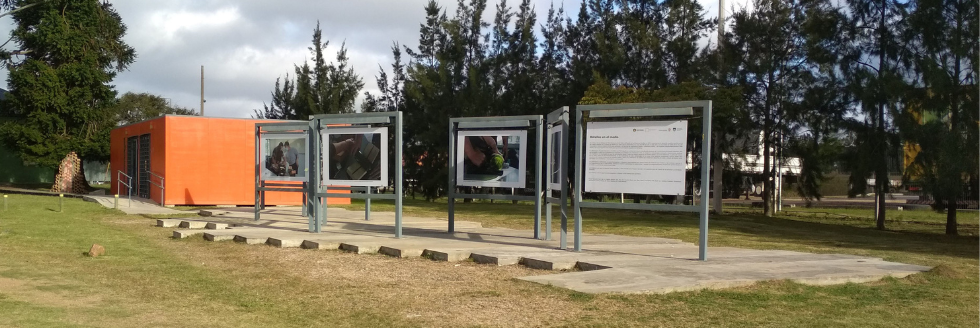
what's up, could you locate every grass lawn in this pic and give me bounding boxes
[0,194,976,327]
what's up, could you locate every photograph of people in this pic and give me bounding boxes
[261,137,306,181]
[327,133,382,181]
[282,141,299,175]
[265,142,295,177]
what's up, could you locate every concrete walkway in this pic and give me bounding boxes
[159,206,931,294]
[83,195,197,215]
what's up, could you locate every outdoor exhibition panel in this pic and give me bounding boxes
[309,112,404,236]
[447,115,544,239]
[545,107,569,247]
[574,101,712,260]
[254,122,311,222]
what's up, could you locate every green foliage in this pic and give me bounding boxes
[897,0,978,235]
[115,92,197,125]
[255,22,364,119]
[0,0,135,166]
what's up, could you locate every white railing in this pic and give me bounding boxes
[147,171,165,206]
[116,170,133,207]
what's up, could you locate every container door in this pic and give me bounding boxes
[125,136,138,196]
[138,134,151,198]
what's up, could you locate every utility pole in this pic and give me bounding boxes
[711,0,725,214]
[200,65,205,116]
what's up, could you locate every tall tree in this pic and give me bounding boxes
[0,0,135,169]
[839,0,911,229]
[725,0,808,216]
[252,75,295,119]
[264,23,364,120]
[115,92,197,125]
[899,0,978,235]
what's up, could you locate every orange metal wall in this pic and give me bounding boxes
[109,117,167,202]
[110,116,348,206]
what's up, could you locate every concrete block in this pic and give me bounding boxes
[469,253,521,266]
[340,243,379,254]
[268,238,303,248]
[156,219,181,228]
[423,249,471,262]
[203,232,235,242]
[379,246,424,258]
[205,222,229,230]
[575,262,612,271]
[172,230,205,239]
[521,257,578,271]
[302,240,341,250]
[234,235,268,245]
[179,221,207,229]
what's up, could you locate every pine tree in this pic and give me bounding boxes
[899,0,978,235]
[0,0,135,169]
[725,0,809,216]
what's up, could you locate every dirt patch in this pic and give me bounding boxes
[0,276,103,308]
[928,264,964,279]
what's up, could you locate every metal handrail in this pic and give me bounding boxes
[116,170,133,207]
[147,171,165,206]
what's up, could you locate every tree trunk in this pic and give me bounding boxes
[945,196,958,235]
[762,130,772,217]
[874,0,887,230]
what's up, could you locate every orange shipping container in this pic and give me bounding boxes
[109,115,348,206]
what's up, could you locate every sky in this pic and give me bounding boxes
[0,0,750,119]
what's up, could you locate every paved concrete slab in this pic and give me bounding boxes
[83,195,197,215]
[159,206,932,294]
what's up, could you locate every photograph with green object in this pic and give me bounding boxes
[322,127,388,187]
[455,129,527,188]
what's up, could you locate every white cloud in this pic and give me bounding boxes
[0,0,751,118]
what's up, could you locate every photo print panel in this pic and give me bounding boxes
[260,134,309,182]
[456,130,528,188]
[321,127,389,187]
[584,120,688,195]
[548,125,562,190]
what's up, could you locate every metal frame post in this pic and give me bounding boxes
[309,118,320,232]
[254,125,261,221]
[571,101,712,259]
[447,120,456,233]
[533,118,543,239]
[559,108,569,247]
[698,104,712,261]
[308,111,403,238]
[545,107,569,244]
[253,121,312,224]
[573,106,583,251]
[365,187,371,221]
[395,111,404,238]
[447,115,544,239]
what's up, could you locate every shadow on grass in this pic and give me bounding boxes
[350,198,980,261]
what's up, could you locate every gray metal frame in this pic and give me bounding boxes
[308,112,404,237]
[545,107,570,247]
[254,122,310,222]
[573,101,713,260]
[448,115,544,239]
